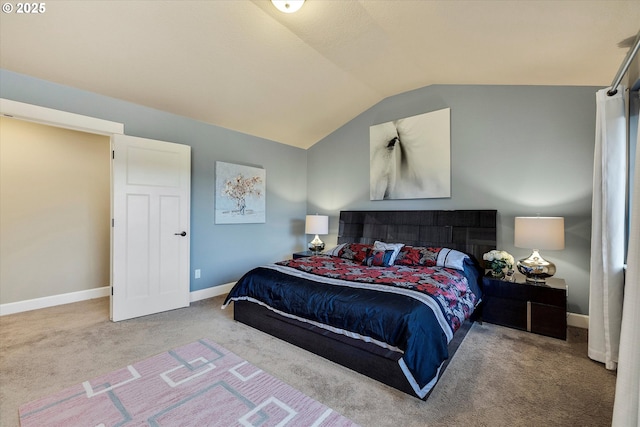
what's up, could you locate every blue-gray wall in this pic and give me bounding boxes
[307,85,600,315]
[2,68,599,314]
[0,69,307,295]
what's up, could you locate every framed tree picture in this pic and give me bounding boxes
[215,161,266,224]
[370,108,451,200]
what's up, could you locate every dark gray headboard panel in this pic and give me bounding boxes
[337,210,497,263]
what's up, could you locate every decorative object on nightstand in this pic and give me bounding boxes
[514,216,564,283]
[305,214,328,254]
[482,250,515,279]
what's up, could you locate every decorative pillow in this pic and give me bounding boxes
[324,243,346,256]
[395,246,440,266]
[436,248,469,271]
[337,243,372,263]
[373,241,404,265]
[362,249,395,267]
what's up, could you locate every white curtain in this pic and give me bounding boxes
[612,92,640,427]
[588,88,626,370]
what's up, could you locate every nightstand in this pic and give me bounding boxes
[292,251,316,259]
[481,274,567,340]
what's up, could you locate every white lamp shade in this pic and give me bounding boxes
[305,215,328,235]
[514,217,565,250]
[271,0,305,13]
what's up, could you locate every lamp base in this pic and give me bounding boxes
[308,235,325,254]
[516,249,556,284]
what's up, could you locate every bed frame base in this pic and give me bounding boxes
[233,300,473,399]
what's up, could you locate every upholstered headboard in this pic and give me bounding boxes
[337,210,497,264]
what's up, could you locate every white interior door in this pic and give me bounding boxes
[111,134,191,321]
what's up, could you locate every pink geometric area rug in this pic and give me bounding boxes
[19,339,359,427]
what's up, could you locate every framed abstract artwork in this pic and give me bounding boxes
[369,108,451,200]
[215,161,266,224]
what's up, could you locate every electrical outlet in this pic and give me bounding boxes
[195,269,201,279]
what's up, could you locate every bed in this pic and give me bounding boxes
[223,210,496,398]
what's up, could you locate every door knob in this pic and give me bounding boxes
[174,231,187,236]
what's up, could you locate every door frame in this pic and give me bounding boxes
[0,99,123,135]
[0,98,124,315]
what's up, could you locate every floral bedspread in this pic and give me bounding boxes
[277,255,478,333]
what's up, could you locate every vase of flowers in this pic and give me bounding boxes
[483,250,515,279]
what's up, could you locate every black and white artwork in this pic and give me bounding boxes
[370,108,451,200]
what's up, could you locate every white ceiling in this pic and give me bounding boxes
[1,1,639,149]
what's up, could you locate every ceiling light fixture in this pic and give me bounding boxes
[271,0,305,14]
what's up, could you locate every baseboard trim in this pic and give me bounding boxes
[1,285,590,329]
[568,312,589,329]
[1,282,238,316]
[190,282,236,302]
[0,286,111,316]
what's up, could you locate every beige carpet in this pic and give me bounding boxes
[1,296,616,426]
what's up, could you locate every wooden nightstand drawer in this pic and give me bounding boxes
[482,296,527,330]
[482,275,567,340]
[530,302,566,340]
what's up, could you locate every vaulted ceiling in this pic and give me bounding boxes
[1,1,638,148]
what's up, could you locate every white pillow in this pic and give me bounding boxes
[373,241,405,265]
[436,248,469,271]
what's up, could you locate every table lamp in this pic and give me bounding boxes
[305,214,328,254]
[514,216,564,283]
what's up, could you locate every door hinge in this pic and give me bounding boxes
[112,218,114,227]
[111,287,114,296]
[112,150,115,159]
